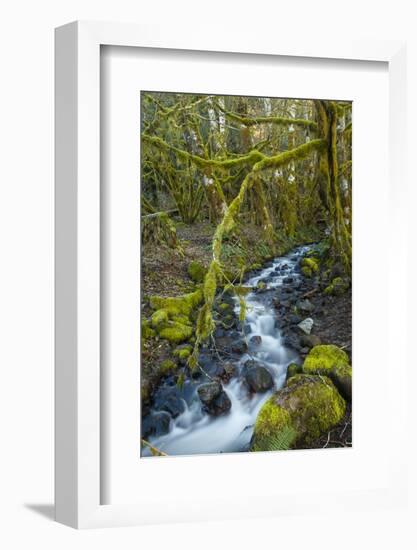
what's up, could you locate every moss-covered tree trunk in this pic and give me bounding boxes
[314,100,352,270]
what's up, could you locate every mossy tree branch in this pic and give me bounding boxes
[189,137,326,367]
[215,101,318,130]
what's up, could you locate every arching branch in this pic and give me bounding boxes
[215,102,318,130]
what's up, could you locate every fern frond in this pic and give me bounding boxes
[251,425,297,452]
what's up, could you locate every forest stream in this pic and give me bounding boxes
[142,244,315,456]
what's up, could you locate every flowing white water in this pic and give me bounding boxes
[144,246,311,456]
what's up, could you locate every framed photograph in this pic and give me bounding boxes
[55,21,408,528]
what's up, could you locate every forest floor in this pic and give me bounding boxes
[141,219,287,314]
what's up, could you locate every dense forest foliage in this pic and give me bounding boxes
[140,92,352,456]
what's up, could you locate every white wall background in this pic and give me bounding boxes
[0,0,415,548]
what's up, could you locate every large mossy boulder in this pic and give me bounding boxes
[303,345,352,401]
[251,374,346,450]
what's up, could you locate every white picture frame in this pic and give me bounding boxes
[55,20,407,529]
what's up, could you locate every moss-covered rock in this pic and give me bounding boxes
[324,277,349,296]
[303,344,349,375]
[158,322,193,344]
[301,265,312,277]
[286,362,302,381]
[149,290,203,344]
[150,309,169,328]
[301,257,319,273]
[251,374,346,450]
[331,363,352,401]
[149,289,203,317]
[187,261,207,283]
[141,319,156,340]
[252,397,292,442]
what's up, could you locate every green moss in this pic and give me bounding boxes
[331,363,352,401]
[286,362,302,381]
[172,314,192,326]
[334,363,352,378]
[301,265,312,277]
[301,257,319,273]
[324,277,349,296]
[141,319,156,339]
[284,374,346,443]
[158,322,193,344]
[252,372,347,449]
[250,263,262,270]
[151,309,169,328]
[173,345,192,360]
[178,349,191,360]
[159,359,176,375]
[223,284,251,296]
[187,261,207,283]
[252,398,292,442]
[149,289,203,316]
[303,344,349,375]
[218,302,231,311]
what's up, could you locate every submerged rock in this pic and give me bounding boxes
[251,374,346,450]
